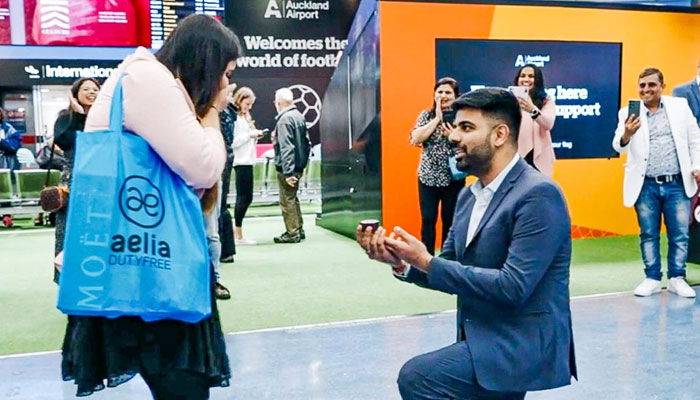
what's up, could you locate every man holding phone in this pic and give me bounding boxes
[612,67,700,298]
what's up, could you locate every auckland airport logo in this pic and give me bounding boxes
[514,54,551,68]
[38,0,70,35]
[264,0,330,21]
[290,84,322,128]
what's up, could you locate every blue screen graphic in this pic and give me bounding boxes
[436,39,622,159]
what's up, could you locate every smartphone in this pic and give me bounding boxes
[628,100,641,118]
[508,85,529,98]
[442,109,456,124]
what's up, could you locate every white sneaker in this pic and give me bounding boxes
[634,278,661,297]
[235,237,257,245]
[667,277,696,298]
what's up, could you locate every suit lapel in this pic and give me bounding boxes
[464,160,526,253]
[455,193,476,258]
[691,82,700,112]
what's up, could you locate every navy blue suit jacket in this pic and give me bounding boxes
[399,159,577,392]
[673,80,700,126]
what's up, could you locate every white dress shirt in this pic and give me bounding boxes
[466,153,520,247]
[394,153,520,277]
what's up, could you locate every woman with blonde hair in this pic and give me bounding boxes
[231,86,264,245]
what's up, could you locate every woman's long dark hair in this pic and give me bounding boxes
[430,77,460,116]
[156,15,242,118]
[513,64,547,109]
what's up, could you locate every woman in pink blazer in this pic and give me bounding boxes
[512,64,556,176]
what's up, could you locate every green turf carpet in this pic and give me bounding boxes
[1,216,698,356]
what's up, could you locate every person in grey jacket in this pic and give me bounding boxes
[272,87,311,243]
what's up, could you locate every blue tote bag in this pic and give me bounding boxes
[57,74,211,323]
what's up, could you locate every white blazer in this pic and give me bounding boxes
[612,96,700,207]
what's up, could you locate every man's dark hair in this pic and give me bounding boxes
[156,14,242,118]
[451,88,521,143]
[639,67,664,85]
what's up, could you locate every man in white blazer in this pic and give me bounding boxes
[612,67,700,298]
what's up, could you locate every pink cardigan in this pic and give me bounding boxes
[84,47,226,189]
[517,95,556,177]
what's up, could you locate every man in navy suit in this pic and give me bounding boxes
[672,58,700,127]
[357,88,576,399]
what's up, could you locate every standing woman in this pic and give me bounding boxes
[410,77,465,255]
[60,15,240,399]
[52,77,101,281]
[512,64,557,176]
[231,87,264,245]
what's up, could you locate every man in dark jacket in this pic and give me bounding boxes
[272,88,311,243]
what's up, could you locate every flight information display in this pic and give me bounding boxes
[150,0,225,49]
[15,0,224,47]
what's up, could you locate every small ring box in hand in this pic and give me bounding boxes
[359,219,380,232]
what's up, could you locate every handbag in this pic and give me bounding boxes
[36,143,67,170]
[38,142,69,212]
[56,74,212,323]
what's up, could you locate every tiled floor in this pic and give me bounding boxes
[2,290,699,399]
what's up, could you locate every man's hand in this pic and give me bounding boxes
[356,225,402,265]
[621,114,641,146]
[285,176,299,187]
[384,226,433,272]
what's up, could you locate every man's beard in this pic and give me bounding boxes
[456,140,493,177]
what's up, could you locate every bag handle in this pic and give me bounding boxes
[108,74,126,133]
[44,141,57,187]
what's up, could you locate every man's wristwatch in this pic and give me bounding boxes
[530,108,540,119]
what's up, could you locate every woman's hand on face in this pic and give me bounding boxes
[215,83,237,112]
[517,95,535,113]
[69,91,85,114]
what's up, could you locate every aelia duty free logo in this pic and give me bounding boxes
[264,0,329,21]
[118,176,165,229]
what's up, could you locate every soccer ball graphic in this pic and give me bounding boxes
[289,84,322,129]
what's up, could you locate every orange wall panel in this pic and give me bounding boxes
[379,1,700,239]
[379,1,495,239]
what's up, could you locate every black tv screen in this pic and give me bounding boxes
[436,39,622,159]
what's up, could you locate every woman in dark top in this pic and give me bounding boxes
[410,77,465,255]
[52,77,100,282]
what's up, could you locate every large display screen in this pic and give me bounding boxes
[436,39,622,159]
[9,0,224,48]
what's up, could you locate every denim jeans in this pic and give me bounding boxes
[205,181,222,281]
[634,177,691,280]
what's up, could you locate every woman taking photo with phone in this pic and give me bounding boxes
[512,63,557,176]
[409,77,464,255]
[231,87,264,245]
